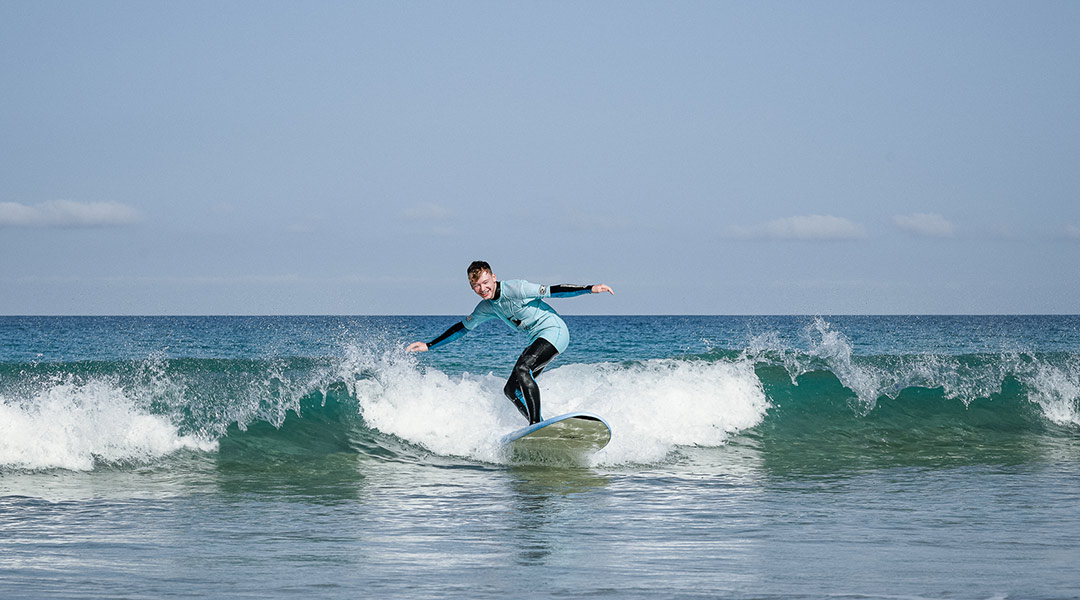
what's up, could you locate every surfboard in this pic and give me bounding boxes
[500,411,611,462]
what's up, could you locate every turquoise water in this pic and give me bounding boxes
[2,316,1079,598]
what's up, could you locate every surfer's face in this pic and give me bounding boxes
[470,270,497,300]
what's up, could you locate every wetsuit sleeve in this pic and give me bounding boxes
[517,280,593,299]
[548,284,594,298]
[426,321,468,350]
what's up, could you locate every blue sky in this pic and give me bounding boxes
[2,1,1078,315]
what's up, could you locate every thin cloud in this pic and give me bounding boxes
[893,212,956,238]
[728,214,867,241]
[0,200,141,228]
[1066,224,1080,240]
[401,202,451,221]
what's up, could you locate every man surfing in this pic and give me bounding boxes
[406,261,614,425]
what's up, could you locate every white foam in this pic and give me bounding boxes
[341,344,770,465]
[548,358,770,465]
[0,378,217,472]
[339,345,511,462]
[1028,358,1080,427]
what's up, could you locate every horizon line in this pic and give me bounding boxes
[3,313,1079,318]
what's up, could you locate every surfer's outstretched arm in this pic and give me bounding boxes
[547,284,614,298]
[406,321,468,352]
[407,298,499,352]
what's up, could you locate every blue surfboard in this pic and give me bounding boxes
[500,411,611,462]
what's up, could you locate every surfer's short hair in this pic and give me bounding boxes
[467,261,492,281]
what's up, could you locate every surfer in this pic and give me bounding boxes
[406,261,614,425]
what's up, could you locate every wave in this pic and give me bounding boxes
[737,317,1080,427]
[0,348,770,471]
[2,318,1078,472]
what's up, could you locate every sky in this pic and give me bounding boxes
[1,0,1078,315]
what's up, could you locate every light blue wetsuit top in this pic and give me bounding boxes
[424,280,594,353]
[465,280,570,352]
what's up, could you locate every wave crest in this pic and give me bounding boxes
[743,317,1080,427]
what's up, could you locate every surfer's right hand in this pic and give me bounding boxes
[406,342,429,352]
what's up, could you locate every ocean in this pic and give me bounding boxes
[1,315,1078,599]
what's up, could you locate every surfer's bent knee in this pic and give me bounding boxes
[504,339,560,423]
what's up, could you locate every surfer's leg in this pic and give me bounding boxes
[505,387,530,421]
[503,338,559,425]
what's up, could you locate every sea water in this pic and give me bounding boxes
[1,315,1078,599]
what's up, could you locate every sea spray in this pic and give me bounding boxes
[1029,355,1080,426]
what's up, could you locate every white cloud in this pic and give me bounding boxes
[728,214,867,241]
[892,212,955,238]
[0,200,141,228]
[401,202,451,221]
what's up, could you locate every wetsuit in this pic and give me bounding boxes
[425,280,594,424]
